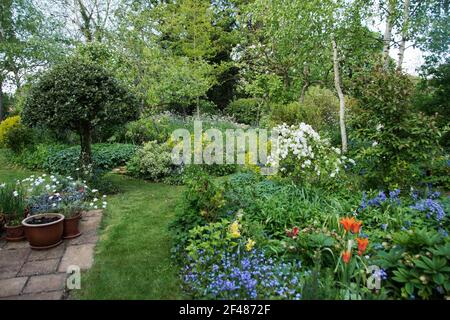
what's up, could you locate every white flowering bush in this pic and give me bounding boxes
[13,174,107,216]
[267,123,355,185]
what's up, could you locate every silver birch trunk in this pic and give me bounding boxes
[332,39,347,154]
[397,0,410,71]
[383,0,395,70]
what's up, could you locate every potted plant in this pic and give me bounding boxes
[61,201,85,239]
[22,213,65,250]
[0,184,27,241]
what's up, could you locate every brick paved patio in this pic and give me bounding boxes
[0,210,102,300]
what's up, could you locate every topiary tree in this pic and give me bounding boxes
[22,57,138,169]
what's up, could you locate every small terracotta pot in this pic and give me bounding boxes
[5,224,26,241]
[63,212,82,239]
[22,213,64,250]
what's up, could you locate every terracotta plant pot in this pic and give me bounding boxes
[63,212,82,239]
[22,213,64,250]
[5,224,26,241]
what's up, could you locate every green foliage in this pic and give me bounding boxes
[375,228,450,300]
[267,102,302,126]
[225,98,263,125]
[11,144,66,170]
[0,183,26,226]
[0,115,21,146]
[298,86,340,132]
[349,67,443,189]
[264,87,340,130]
[22,56,139,167]
[126,141,173,181]
[44,144,137,175]
[414,59,450,150]
[169,170,226,261]
[4,124,35,154]
[185,218,238,260]
[23,57,138,133]
[124,115,173,145]
[224,173,357,236]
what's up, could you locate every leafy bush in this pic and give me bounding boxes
[0,116,21,146]
[44,143,137,175]
[349,67,443,189]
[126,141,174,181]
[22,56,139,167]
[4,124,35,154]
[375,228,450,299]
[125,114,173,145]
[268,102,302,126]
[225,98,263,125]
[10,144,66,170]
[169,170,227,261]
[298,86,340,132]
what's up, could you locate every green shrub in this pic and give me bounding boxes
[4,124,35,154]
[225,98,263,125]
[11,144,67,170]
[44,143,137,175]
[126,141,173,181]
[374,228,450,299]
[125,115,172,145]
[22,56,139,168]
[349,67,443,189]
[0,116,21,146]
[198,100,218,115]
[298,86,339,132]
[169,170,226,262]
[268,102,302,126]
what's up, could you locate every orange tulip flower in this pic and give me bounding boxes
[351,220,362,234]
[340,217,356,232]
[357,238,369,255]
[342,251,351,264]
[340,216,363,234]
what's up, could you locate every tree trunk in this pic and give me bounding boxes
[299,65,310,103]
[0,79,4,122]
[300,81,309,103]
[79,124,92,170]
[332,39,348,154]
[382,0,395,70]
[397,0,410,71]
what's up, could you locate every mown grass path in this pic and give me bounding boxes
[75,175,187,299]
[0,151,187,299]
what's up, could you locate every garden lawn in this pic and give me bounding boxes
[0,150,186,299]
[0,150,39,183]
[74,174,187,299]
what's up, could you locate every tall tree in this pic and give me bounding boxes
[0,0,66,121]
[378,0,450,71]
[240,0,376,152]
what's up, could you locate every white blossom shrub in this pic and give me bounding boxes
[267,123,355,185]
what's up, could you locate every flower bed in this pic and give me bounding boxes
[171,170,450,300]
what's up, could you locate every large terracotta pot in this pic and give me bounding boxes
[63,212,82,239]
[5,224,26,241]
[22,213,64,250]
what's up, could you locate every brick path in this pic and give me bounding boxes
[0,210,102,300]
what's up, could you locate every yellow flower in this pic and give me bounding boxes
[245,238,256,251]
[229,221,241,238]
